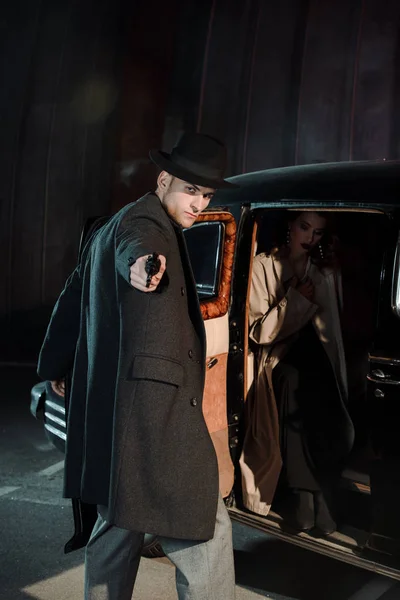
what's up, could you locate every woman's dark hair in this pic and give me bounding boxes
[274,210,338,269]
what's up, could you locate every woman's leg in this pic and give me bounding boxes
[272,361,318,531]
[272,361,320,492]
[273,344,340,535]
[273,359,338,534]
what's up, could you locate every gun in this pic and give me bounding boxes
[145,252,161,288]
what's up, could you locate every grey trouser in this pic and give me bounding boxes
[85,494,235,600]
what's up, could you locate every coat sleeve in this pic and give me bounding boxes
[37,228,98,381]
[37,266,82,381]
[249,256,318,346]
[115,211,171,286]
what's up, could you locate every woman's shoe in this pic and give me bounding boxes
[285,489,315,532]
[314,491,336,535]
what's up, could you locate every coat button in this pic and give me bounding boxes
[188,349,193,359]
[127,256,135,266]
[181,287,185,296]
[190,397,198,407]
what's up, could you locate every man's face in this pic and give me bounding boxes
[157,172,215,228]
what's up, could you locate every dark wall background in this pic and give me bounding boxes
[163,0,400,174]
[0,0,123,360]
[0,0,177,361]
[1,0,400,361]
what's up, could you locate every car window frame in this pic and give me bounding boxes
[192,211,236,321]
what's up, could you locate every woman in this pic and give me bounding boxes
[240,211,354,535]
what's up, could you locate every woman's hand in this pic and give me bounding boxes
[293,276,314,301]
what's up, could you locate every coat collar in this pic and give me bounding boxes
[270,247,325,286]
[143,191,186,233]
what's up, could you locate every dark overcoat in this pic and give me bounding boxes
[38,193,219,540]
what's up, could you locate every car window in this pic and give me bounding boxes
[184,221,225,300]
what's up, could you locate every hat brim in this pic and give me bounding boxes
[149,150,238,189]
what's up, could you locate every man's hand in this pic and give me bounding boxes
[51,379,65,397]
[130,255,167,292]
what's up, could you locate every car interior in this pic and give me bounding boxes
[238,207,392,548]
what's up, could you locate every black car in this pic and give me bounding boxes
[32,160,400,578]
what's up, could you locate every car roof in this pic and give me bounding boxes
[211,160,400,207]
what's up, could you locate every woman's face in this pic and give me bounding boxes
[289,212,327,256]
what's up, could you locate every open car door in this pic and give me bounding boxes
[184,210,237,498]
[367,218,400,560]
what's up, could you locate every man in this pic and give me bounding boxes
[37,132,238,599]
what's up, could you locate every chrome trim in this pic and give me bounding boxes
[250,202,388,213]
[44,411,66,428]
[44,423,67,441]
[45,400,66,415]
[371,369,389,379]
[367,374,400,386]
[392,230,400,318]
[369,355,400,366]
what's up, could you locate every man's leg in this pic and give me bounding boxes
[85,506,144,600]
[159,494,235,600]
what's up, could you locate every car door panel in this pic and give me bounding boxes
[357,218,400,555]
[203,352,234,497]
[196,212,236,320]
[203,312,234,497]
[185,211,236,498]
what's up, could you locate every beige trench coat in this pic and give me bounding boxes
[239,250,354,516]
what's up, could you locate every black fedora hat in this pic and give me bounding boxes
[149,132,238,189]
